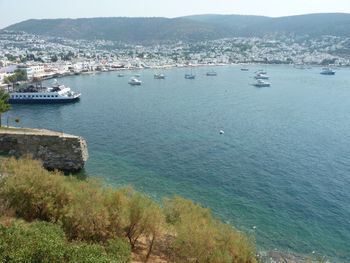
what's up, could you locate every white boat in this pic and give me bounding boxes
[254,73,269,80]
[320,68,335,75]
[154,73,165,79]
[252,79,271,87]
[185,74,195,79]
[8,80,81,104]
[128,77,142,85]
[206,71,217,76]
[255,69,267,75]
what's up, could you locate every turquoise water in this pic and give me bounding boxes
[5,65,350,262]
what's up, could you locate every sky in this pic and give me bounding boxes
[1,0,350,28]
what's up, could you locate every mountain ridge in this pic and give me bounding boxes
[3,13,350,42]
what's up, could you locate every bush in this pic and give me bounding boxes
[0,220,67,263]
[0,157,258,263]
[164,197,257,263]
[0,158,73,222]
[0,220,131,263]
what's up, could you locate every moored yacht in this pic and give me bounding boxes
[206,71,217,76]
[185,74,195,79]
[8,80,81,104]
[252,79,271,87]
[254,73,269,80]
[154,73,165,79]
[320,68,335,75]
[128,77,142,85]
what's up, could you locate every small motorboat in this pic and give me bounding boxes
[320,68,335,75]
[252,79,271,87]
[154,73,165,79]
[128,77,142,85]
[206,71,217,76]
[254,73,269,80]
[185,74,196,79]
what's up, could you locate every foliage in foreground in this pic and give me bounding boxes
[0,157,257,263]
[0,220,130,263]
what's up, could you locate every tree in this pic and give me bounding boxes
[0,90,10,127]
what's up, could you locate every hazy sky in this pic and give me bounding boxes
[1,0,350,28]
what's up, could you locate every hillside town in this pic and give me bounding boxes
[1,30,350,85]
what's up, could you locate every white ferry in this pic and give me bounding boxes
[8,80,81,104]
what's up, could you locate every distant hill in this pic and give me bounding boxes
[3,17,226,42]
[4,13,350,42]
[184,13,350,38]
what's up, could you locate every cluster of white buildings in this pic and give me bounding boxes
[1,30,350,86]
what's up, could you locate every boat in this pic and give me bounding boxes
[134,74,141,77]
[252,79,271,87]
[254,73,269,80]
[241,68,249,71]
[185,74,195,79]
[206,71,217,76]
[154,73,165,79]
[128,77,142,85]
[8,80,81,104]
[117,73,124,77]
[320,68,335,75]
[255,69,267,74]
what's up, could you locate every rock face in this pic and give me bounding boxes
[0,128,88,172]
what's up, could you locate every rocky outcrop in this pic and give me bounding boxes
[0,128,88,172]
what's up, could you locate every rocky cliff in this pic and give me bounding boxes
[0,128,88,172]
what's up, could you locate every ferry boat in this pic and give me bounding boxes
[252,79,271,87]
[206,71,217,76]
[8,81,81,104]
[128,77,142,85]
[154,73,165,79]
[320,68,335,75]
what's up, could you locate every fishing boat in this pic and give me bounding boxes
[8,80,81,104]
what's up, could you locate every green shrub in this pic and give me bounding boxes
[106,239,131,263]
[164,197,257,263]
[0,158,73,222]
[0,220,67,263]
[0,157,258,263]
[0,220,131,263]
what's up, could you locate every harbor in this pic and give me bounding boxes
[4,64,350,262]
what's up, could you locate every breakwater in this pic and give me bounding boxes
[0,128,88,172]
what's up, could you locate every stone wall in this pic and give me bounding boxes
[0,128,88,172]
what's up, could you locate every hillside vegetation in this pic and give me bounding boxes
[4,13,350,42]
[0,157,257,263]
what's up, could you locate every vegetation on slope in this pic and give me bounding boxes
[0,157,257,263]
[4,13,350,42]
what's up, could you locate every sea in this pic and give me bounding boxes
[4,65,350,262]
